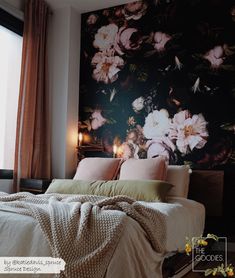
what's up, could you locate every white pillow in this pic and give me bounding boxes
[166,165,190,198]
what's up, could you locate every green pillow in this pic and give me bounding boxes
[46,179,173,202]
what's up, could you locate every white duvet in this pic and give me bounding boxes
[0,196,205,278]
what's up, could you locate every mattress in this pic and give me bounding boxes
[0,196,205,278]
[143,197,205,252]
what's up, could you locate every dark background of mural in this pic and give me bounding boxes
[79,0,235,169]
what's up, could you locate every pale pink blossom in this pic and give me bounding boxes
[146,136,175,162]
[87,14,98,25]
[203,45,225,68]
[143,109,171,139]
[169,110,209,154]
[127,116,136,126]
[90,110,107,130]
[123,1,148,21]
[93,24,118,51]
[153,32,171,51]
[115,27,143,55]
[91,50,124,84]
[118,142,136,160]
[132,96,144,113]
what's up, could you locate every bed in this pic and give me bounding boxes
[0,157,205,278]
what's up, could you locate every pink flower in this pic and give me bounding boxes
[93,24,118,51]
[169,110,209,154]
[114,7,124,18]
[123,1,148,20]
[203,45,225,68]
[91,50,124,84]
[86,14,98,25]
[127,116,136,126]
[153,32,172,52]
[90,110,107,130]
[118,142,135,160]
[146,137,175,162]
[114,27,143,55]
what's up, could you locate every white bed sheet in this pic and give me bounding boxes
[141,197,205,252]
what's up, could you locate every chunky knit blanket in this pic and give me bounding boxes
[0,192,166,278]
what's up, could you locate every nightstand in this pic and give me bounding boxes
[20,178,51,194]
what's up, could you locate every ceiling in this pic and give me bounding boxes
[46,0,134,13]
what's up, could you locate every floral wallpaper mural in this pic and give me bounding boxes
[79,0,235,169]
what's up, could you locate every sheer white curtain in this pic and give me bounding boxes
[0,25,22,169]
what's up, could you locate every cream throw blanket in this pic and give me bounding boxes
[0,192,166,278]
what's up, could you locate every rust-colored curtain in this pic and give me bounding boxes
[14,0,51,192]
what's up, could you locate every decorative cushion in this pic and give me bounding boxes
[46,179,173,202]
[73,158,122,180]
[119,157,167,181]
[166,165,190,198]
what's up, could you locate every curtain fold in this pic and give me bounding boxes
[14,0,51,192]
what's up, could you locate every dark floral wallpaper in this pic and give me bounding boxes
[79,0,235,169]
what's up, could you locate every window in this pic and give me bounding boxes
[0,11,23,169]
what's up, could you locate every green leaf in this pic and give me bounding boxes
[129,64,137,72]
[83,107,94,113]
[106,118,117,125]
[204,269,213,276]
[206,234,219,241]
[220,270,227,277]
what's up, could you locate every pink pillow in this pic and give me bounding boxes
[73,157,122,180]
[119,157,167,181]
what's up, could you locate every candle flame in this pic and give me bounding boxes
[78,132,83,146]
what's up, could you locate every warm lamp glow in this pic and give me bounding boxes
[113,144,118,158]
[78,132,83,146]
[70,130,78,147]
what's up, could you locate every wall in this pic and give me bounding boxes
[1,0,25,11]
[79,0,235,170]
[48,6,80,178]
[0,0,25,19]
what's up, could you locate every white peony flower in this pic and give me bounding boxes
[93,24,118,51]
[146,136,175,162]
[169,110,209,154]
[91,50,124,84]
[132,96,144,113]
[143,109,171,139]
